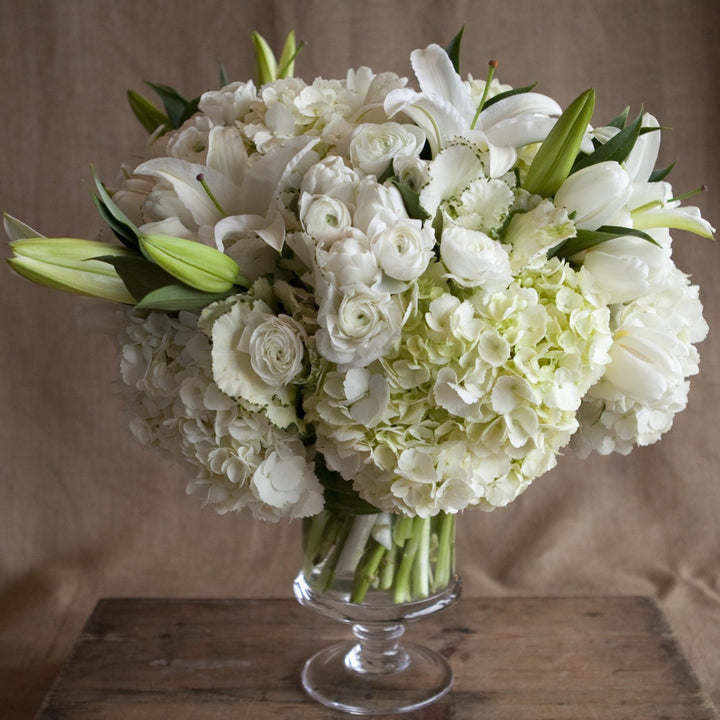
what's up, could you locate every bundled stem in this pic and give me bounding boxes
[302,509,456,604]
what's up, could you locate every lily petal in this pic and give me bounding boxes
[207,126,248,187]
[409,43,476,122]
[136,158,239,226]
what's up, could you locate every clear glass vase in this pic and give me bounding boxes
[293,508,460,715]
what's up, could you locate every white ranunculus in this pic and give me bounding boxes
[554,161,632,231]
[349,122,425,175]
[440,224,512,292]
[316,228,381,289]
[298,193,352,243]
[300,156,361,206]
[371,219,435,281]
[248,316,306,387]
[209,299,303,425]
[316,281,402,367]
[393,155,429,192]
[353,177,407,235]
[251,442,324,519]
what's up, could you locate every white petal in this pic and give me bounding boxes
[410,43,476,122]
[624,113,660,182]
[420,145,485,216]
[207,126,248,187]
[135,158,238,227]
[476,93,562,131]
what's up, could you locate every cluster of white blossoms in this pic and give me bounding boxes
[119,308,323,521]
[110,40,712,520]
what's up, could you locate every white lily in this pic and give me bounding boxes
[384,43,566,167]
[135,158,240,228]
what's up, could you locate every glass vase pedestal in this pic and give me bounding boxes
[294,510,460,715]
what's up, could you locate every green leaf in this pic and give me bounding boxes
[146,82,191,129]
[94,254,177,301]
[608,106,630,130]
[134,284,234,311]
[127,90,169,135]
[572,108,644,173]
[524,88,596,197]
[314,454,379,515]
[376,164,395,184]
[444,26,464,73]
[649,160,677,182]
[481,83,538,110]
[91,169,140,249]
[548,224,658,260]
[178,96,201,126]
[219,63,229,88]
[390,179,431,221]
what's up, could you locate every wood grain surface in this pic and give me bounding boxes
[34,596,718,720]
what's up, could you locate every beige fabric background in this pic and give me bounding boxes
[1,0,719,716]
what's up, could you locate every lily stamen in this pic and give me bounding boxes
[196,173,228,217]
[470,60,498,130]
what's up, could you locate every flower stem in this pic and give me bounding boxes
[433,513,455,592]
[350,540,387,603]
[394,518,423,603]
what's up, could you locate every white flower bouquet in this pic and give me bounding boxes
[6,30,713,604]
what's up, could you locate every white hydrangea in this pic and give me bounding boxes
[305,258,613,515]
[118,309,322,522]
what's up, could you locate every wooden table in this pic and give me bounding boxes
[34,596,717,719]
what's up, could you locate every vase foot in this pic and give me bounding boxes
[300,640,453,715]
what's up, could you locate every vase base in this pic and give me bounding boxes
[300,640,453,715]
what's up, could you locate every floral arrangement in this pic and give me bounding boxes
[6,31,713,603]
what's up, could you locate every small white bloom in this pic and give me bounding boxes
[316,228,381,289]
[349,122,425,175]
[371,219,435,281]
[440,224,512,292]
[251,442,324,519]
[300,156,361,205]
[198,81,257,125]
[299,193,352,243]
[316,282,403,367]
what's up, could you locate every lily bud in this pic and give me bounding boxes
[554,161,632,230]
[524,88,595,197]
[139,233,244,293]
[8,237,135,303]
[252,32,278,85]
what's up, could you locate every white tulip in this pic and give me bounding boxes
[554,161,632,230]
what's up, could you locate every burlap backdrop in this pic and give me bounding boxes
[1,1,719,716]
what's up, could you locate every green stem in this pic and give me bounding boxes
[433,513,455,592]
[412,518,431,599]
[379,543,398,591]
[302,511,331,576]
[350,540,387,603]
[317,515,354,592]
[394,518,422,603]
